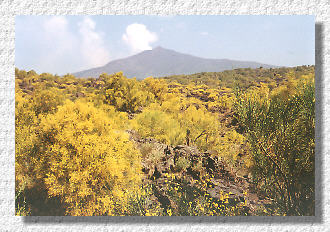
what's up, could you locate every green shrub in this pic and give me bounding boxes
[234,76,315,215]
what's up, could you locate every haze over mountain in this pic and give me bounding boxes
[73,46,278,79]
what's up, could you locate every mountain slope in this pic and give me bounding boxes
[73,46,278,79]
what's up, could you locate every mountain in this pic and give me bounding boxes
[73,46,278,79]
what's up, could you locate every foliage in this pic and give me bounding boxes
[126,183,163,216]
[234,73,315,215]
[38,100,142,215]
[102,72,153,113]
[32,88,65,116]
[162,65,315,90]
[178,105,221,150]
[15,84,39,193]
[132,108,185,146]
[15,66,315,216]
[162,173,249,216]
[143,77,169,102]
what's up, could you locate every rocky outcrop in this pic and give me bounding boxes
[127,130,271,215]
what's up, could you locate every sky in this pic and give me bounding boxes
[15,15,315,75]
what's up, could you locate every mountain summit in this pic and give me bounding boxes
[73,46,277,79]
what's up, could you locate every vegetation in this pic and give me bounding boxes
[234,73,315,215]
[15,66,315,216]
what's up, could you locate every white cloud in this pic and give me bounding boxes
[200,31,209,36]
[43,16,77,53]
[122,23,158,53]
[78,17,110,68]
[41,16,78,73]
[40,16,110,73]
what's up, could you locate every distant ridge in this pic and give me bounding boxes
[73,46,278,79]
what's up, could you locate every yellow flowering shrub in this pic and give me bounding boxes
[102,72,153,113]
[15,66,315,216]
[38,100,142,215]
[15,85,38,192]
[143,77,169,102]
[216,130,246,166]
[178,104,221,150]
[132,108,185,146]
[32,88,65,116]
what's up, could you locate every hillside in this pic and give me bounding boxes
[162,65,315,89]
[73,46,278,79]
[15,66,315,216]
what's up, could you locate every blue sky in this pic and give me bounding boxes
[16,15,315,75]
